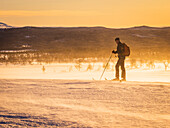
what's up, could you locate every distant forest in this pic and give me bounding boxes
[0,26,170,64]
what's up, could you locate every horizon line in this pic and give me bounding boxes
[0,22,170,29]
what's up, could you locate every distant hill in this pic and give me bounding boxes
[0,23,169,60]
[0,22,13,29]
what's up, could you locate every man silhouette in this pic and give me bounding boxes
[112,37,126,81]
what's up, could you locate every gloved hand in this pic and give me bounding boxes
[112,50,116,54]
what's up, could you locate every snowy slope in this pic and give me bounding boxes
[0,79,169,127]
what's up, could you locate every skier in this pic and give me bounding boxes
[112,38,126,81]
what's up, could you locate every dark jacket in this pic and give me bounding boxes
[113,42,125,58]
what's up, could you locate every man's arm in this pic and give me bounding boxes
[112,46,118,54]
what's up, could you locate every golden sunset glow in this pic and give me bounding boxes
[1,0,170,27]
[0,0,170,127]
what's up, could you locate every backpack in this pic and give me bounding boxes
[123,43,130,56]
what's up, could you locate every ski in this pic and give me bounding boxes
[92,78,125,82]
[105,78,123,82]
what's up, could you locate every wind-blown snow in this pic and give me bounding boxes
[0,79,169,127]
[0,64,169,82]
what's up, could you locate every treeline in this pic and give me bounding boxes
[0,51,169,65]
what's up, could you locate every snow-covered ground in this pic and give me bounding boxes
[0,79,169,127]
[0,64,170,127]
[0,49,35,53]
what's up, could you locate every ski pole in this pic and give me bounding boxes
[100,54,112,80]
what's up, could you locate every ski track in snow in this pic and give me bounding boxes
[0,79,170,128]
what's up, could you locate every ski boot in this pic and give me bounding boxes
[120,78,126,82]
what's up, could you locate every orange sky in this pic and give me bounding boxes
[0,0,170,28]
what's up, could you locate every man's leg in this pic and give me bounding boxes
[115,58,120,79]
[120,58,126,80]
